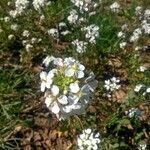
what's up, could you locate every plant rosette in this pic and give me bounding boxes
[40,56,98,120]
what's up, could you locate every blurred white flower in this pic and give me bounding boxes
[134,84,143,92]
[22,30,30,37]
[4,16,10,22]
[146,87,150,93]
[138,144,147,150]
[33,0,46,11]
[25,44,33,51]
[127,108,142,118]
[137,66,147,72]
[117,31,125,38]
[11,24,18,31]
[141,20,150,35]
[9,10,18,18]
[48,28,59,39]
[120,42,127,49]
[110,2,120,13]
[130,28,142,42]
[135,6,142,16]
[8,34,15,40]
[144,9,150,21]
[67,9,78,24]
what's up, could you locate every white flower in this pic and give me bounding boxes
[65,63,85,78]
[138,144,147,150]
[48,28,59,39]
[9,10,18,18]
[130,28,142,42]
[40,56,97,120]
[110,2,120,13]
[144,9,150,20]
[25,44,33,51]
[77,129,101,150]
[120,42,127,49]
[67,9,78,24]
[15,0,29,15]
[117,31,125,38]
[11,24,18,31]
[104,77,121,92]
[134,84,143,92]
[135,6,142,16]
[127,108,142,118]
[43,56,55,67]
[8,34,15,40]
[4,17,10,22]
[81,24,99,44]
[15,0,29,10]
[22,30,30,37]
[146,87,150,93]
[137,66,147,72]
[72,39,88,53]
[32,0,46,11]
[141,20,150,35]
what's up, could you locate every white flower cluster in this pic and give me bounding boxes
[138,144,147,150]
[104,77,121,92]
[67,0,100,52]
[110,2,120,13]
[140,9,150,35]
[77,128,101,150]
[67,9,79,24]
[68,0,99,25]
[71,0,99,14]
[81,25,99,44]
[72,39,88,53]
[135,6,143,16]
[9,0,29,18]
[40,56,98,119]
[37,0,51,10]
[9,0,51,18]
[137,66,147,72]
[48,22,70,39]
[135,8,150,35]
[126,108,142,118]
[130,28,142,42]
[32,0,47,11]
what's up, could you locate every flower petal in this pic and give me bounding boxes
[58,95,68,105]
[45,96,53,107]
[69,82,80,93]
[51,85,59,96]
[40,71,47,80]
[41,82,46,92]
[76,71,84,78]
[65,68,75,77]
[51,102,60,114]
